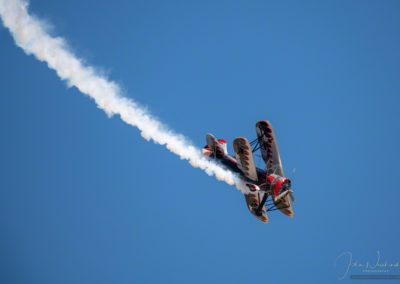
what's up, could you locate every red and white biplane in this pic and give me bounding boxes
[203,120,294,223]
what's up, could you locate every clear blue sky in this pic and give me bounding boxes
[1,1,399,283]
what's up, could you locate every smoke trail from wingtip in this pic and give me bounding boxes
[0,0,249,192]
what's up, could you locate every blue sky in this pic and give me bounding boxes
[1,0,399,283]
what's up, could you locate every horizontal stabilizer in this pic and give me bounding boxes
[206,133,226,157]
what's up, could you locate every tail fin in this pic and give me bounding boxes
[204,134,227,158]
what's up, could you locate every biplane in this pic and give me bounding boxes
[202,120,294,223]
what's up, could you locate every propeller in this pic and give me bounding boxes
[289,168,296,202]
[274,189,294,203]
[288,190,295,203]
[290,168,296,180]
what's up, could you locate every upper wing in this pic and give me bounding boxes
[256,120,284,176]
[233,137,258,182]
[244,192,269,223]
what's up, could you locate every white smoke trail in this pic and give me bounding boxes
[0,0,249,193]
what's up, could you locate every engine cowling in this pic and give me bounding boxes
[268,174,291,196]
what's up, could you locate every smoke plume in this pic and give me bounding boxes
[0,0,249,192]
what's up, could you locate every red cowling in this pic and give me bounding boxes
[274,180,284,196]
[272,177,289,196]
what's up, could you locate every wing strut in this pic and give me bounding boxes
[254,194,292,213]
[255,193,268,216]
[249,138,261,153]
